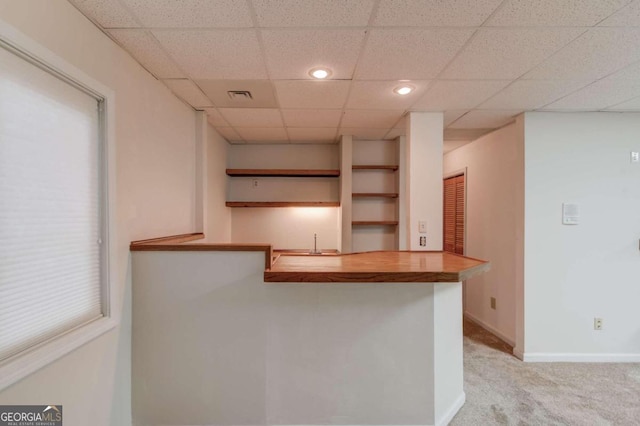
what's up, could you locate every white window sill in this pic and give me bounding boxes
[0,316,118,391]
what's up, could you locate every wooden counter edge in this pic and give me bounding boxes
[130,232,205,246]
[264,250,491,283]
[264,271,465,283]
[130,234,273,269]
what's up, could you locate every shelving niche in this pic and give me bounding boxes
[350,139,400,252]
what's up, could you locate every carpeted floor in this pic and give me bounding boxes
[450,319,640,425]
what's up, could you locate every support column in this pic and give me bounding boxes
[194,111,207,233]
[340,135,353,253]
[397,136,408,250]
[404,112,444,251]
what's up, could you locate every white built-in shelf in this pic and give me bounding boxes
[352,221,399,226]
[352,165,398,171]
[352,193,398,198]
[226,169,340,178]
[226,201,340,208]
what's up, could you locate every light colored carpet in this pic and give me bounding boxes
[451,320,640,425]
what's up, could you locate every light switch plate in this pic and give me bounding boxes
[562,203,579,225]
[418,221,426,233]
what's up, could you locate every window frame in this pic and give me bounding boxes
[0,18,118,391]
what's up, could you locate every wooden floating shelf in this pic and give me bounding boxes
[352,165,399,171]
[352,193,398,198]
[226,169,340,177]
[352,221,399,226]
[226,201,340,208]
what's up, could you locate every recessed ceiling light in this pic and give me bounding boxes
[394,85,414,95]
[309,67,332,79]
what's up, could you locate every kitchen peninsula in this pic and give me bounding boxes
[131,234,489,426]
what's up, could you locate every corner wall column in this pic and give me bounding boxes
[194,111,207,233]
[404,112,444,250]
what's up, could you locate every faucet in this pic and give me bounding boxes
[310,233,322,255]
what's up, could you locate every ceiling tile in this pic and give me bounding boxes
[449,110,521,129]
[444,128,493,142]
[120,0,253,27]
[253,0,375,27]
[444,110,468,126]
[412,80,510,110]
[339,128,390,140]
[486,0,631,27]
[195,80,278,108]
[202,108,231,127]
[441,28,584,80]
[601,59,640,80]
[261,29,366,79]
[606,96,640,110]
[213,126,243,142]
[478,80,588,110]
[287,127,338,143]
[219,108,284,127]
[524,28,640,82]
[274,80,350,109]
[281,109,343,127]
[68,0,140,27]
[541,78,640,110]
[162,79,213,107]
[346,80,430,110]
[235,127,289,142]
[374,0,503,27]
[598,0,640,26]
[342,110,404,128]
[153,30,267,79]
[384,128,405,139]
[393,116,406,129]
[108,30,184,78]
[357,29,474,80]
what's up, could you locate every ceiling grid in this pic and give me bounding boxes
[68,0,640,147]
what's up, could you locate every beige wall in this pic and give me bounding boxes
[0,1,199,425]
[443,118,525,345]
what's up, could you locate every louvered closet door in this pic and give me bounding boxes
[443,178,456,253]
[454,175,465,254]
[443,175,465,254]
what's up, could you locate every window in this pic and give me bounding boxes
[0,26,115,390]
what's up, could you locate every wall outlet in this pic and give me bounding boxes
[632,151,639,163]
[490,297,496,310]
[419,236,426,246]
[252,179,259,188]
[594,317,603,330]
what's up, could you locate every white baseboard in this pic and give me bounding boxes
[435,392,466,426]
[520,353,640,363]
[463,311,515,347]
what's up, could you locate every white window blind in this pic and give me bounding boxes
[0,42,104,362]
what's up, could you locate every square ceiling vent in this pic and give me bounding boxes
[196,80,278,108]
[227,90,253,100]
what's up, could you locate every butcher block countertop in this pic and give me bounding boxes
[265,251,490,283]
[130,234,489,283]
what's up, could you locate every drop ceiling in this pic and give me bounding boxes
[69,0,640,147]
